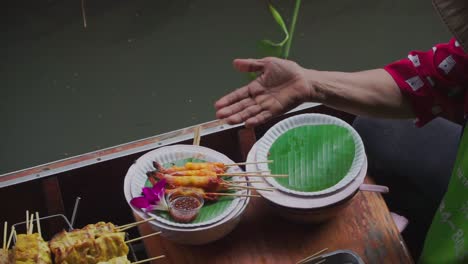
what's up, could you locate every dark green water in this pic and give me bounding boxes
[0,0,450,174]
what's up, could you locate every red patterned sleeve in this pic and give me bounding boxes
[384,38,468,127]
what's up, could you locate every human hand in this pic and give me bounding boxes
[215,57,312,128]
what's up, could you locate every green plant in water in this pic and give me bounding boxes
[248,0,301,80]
[259,0,302,59]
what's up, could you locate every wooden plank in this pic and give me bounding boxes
[237,127,257,162]
[41,176,66,235]
[41,176,65,215]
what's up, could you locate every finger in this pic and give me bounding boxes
[227,104,263,124]
[216,97,256,119]
[233,58,264,73]
[245,111,273,128]
[214,85,250,110]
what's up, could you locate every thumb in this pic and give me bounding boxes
[233,58,264,73]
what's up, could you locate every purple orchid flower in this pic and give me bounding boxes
[130,179,169,212]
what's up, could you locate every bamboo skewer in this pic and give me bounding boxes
[126,232,161,244]
[26,211,29,234]
[117,217,156,231]
[225,160,273,167]
[6,227,15,249]
[193,126,201,146]
[29,213,35,235]
[229,180,263,184]
[131,255,165,264]
[222,170,271,174]
[207,192,261,198]
[250,174,288,177]
[227,186,273,192]
[3,222,6,250]
[35,212,41,237]
[224,184,275,192]
[296,248,328,264]
[220,173,288,178]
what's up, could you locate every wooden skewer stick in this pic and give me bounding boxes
[6,227,15,249]
[131,255,165,264]
[222,170,270,175]
[193,126,201,146]
[207,192,261,198]
[229,180,263,184]
[228,187,273,192]
[26,210,29,234]
[296,248,328,264]
[221,173,288,178]
[35,212,41,237]
[225,160,273,167]
[117,217,157,231]
[29,213,35,235]
[3,222,7,250]
[126,231,162,244]
[224,184,275,192]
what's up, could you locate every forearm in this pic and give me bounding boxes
[307,68,415,119]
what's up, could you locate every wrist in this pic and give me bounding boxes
[304,69,329,104]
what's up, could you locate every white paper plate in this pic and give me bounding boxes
[256,114,365,196]
[249,142,367,209]
[126,144,243,228]
[124,163,251,245]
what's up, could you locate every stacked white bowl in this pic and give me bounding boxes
[123,145,250,245]
[247,113,368,223]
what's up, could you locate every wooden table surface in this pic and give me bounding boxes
[136,179,414,264]
[135,127,414,264]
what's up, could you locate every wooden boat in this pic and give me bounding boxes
[0,104,413,263]
[0,104,334,224]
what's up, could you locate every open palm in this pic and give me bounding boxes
[215,57,311,127]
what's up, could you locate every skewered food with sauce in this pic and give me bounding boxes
[14,233,52,264]
[97,256,131,264]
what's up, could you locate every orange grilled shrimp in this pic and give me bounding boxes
[184,162,226,173]
[169,169,217,176]
[153,161,226,174]
[154,172,223,192]
[153,162,186,173]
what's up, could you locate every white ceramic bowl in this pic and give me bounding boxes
[129,145,243,228]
